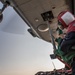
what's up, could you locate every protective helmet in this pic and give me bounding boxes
[57,11,75,28]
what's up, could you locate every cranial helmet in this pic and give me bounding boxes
[57,11,75,28]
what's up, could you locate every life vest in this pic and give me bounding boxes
[58,11,75,28]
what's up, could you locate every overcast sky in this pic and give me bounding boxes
[0,2,64,75]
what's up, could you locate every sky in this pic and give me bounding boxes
[0,2,64,75]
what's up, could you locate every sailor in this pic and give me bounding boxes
[57,11,75,75]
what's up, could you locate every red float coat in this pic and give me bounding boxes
[67,20,75,33]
